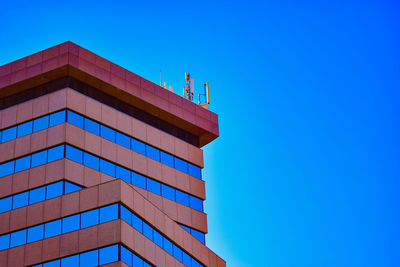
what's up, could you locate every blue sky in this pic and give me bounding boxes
[1,1,400,266]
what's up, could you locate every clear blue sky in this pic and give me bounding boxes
[1,1,400,266]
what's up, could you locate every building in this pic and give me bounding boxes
[0,42,225,267]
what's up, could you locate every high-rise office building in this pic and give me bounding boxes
[0,42,225,267]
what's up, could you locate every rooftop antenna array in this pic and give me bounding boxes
[198,82,210,109]
[160,69,173,92]
[183,72,194,101]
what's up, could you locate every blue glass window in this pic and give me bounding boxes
[64,182,82,194]
[188,163,202,179]
[15,155,31,172]
[46,181,63,199]
[99,244,118,265]
[33,116,49,132]
[0,161,14,178]
[61,255,79,266]
[183,251,192,266]
[100,159,115,177]
[100,125,115,142]
[49,110,66,127]
[17,121,33,137]
[116,166,131,184]
[27,224,44,243]
[160,151,174,167]
[133,254,144,267]
[84,118,100,135]
[191,229,206,245]
[66,145,83,164]
[161,184,175,201]
[175,157,188,173]
[62,214,80,233]
[176,191,189,206]
[121,246,132,266]
[12,191,29,209]
[132,213,143,233]
[0,196,12,213]
[147,179,161,195]
[83,152,99,170]
[45,219,61,238]
[80,250,98,267]
[131,172,146,189]
[173,244,183,262]
[143,222,153,240]
[29,187,46,204]
[120,205,131,225]
[153,231,163,248]
[31,150,47,168]
[100,204,118,223]
[116,132,130,149]
[44,259,60,267]
[10,229,27,247]
[192,259,201,267]
[48,145,64,162]
[81,209,99,228]
[2,127,17,143]
[146,145,160,161]
[0,234,10,251]
[67,111,84,128]
[163,238,173,254]
[190,196,204,212]
[131,138,145,155]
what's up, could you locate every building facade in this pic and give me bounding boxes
[0,42,225,267]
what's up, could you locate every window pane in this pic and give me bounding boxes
[163,238,173,254]
[80,250,99,267]
[84,118,100,135]
[131,138,145,155]
[176,191,189,206]
[46,181,63,199]
[190,196,204,212]
[99,244,119,265]
[121,246,132,266]
[33,116,49,132]
[174,157,188,173]
[192,259,201,267]
[0,234,10,251]
[143,262,152,267]
[49,110,66,127]
[66,145,83,164]
[161,184,175,201]
[191,229,206,244]
[17,121,33,137]
[0,196,12,213]
[10,229,27,247]
[160,151,174,167]
[132,213,143,233]
[100,159,115,177]
[100,125,115,142]
[13,191,29,209]
[142,222,153,240]
[116,132,130,149]
[61,255,79,266]
[100,204,118,223]
[2,127,17,143]
[67,110,84,128]
[15,155,31,172]
[180,224,191,233]
[173,244,183,262]
[43,259,60,267]
[27,224,44,243]
[116,166,130,184]
[146,145,160,161]
[62,214,80,233]
[182,252,192,266]
[81,209,99,228]
[48,145,64,162]
[31,150,47,168]
[120,205,131,225]
[0,161,14,178]
[29,187,46,204]
[83,152,99,170]
[133,254,144,267]
[188,163,202,179]
[64,182,82,194]
[147,179,161,195]
[153,231,163,248]
[45,219,61,238]
[131,172,146,189]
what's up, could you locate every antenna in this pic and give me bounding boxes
[184,72,194,101]
[198,82,210,109]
